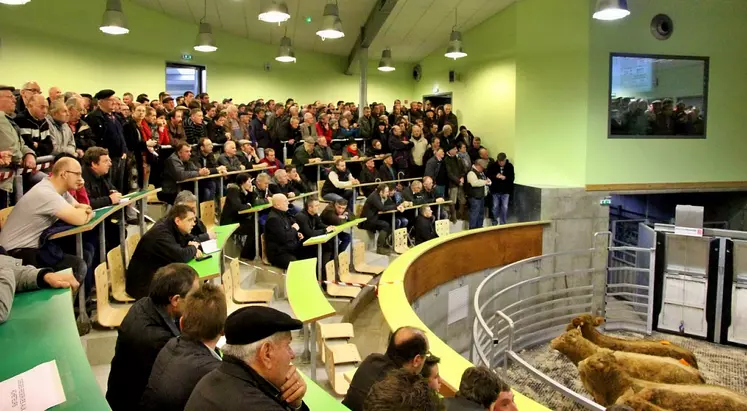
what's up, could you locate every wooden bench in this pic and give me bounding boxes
[228,258,274,304]
[107,247,134,303]
[352,242,385,275]
[93,263,132,327]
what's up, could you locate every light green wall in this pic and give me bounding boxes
[513,0,590,186]
[0,0,413,105]
[413,5,517,160]
[586,0,747,185]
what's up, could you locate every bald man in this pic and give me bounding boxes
[0,157,93,283]
[343,326,430,411]
[15,94,53,156]
[48,87,62,105]
[263,194,303,269]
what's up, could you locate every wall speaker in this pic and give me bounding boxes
[651,14,674,40]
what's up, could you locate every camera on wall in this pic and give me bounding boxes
[651,14,674,40]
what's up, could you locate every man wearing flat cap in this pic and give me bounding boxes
[86,89,129,193]
[185,306,309,411]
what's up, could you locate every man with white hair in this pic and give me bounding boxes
[0,85,34,206]
[15,81,40,116]
[185,306,309,410]
[300,112,317,139]
[441,103,458,131]
[15,94,53,156]
[438,124,455,148]
[47,86,62,105]
[46,99,77,156]
[264,194,303,269]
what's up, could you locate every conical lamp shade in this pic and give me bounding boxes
[444,30,467,60]
[276,36,297,63]
[100,0,129,35]
[0,0,32,5]
[378,49,395,72]
[258,1,290,23]
[593,0,630,20]
[194,22,218,52]
[316,3,344,40]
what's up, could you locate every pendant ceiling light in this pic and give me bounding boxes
[276,30,296,63]
[258,0,290,24]
[194,0,217,52]
[316,2,344,40]
[593,0,630,21]
[378,49,395,72]
[444,10,466,60]
[99,0,129,35]
[0,0,32,5]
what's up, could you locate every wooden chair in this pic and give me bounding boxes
[325,260,360,298]
[260,234,271,265]
[93,263,132,328]
[435,219,450,237]
[324,343,361,396]
[200,200,216,230]
[393,227,410,254]
[316,181,330,203]
[317,322,355,363]
[228,258,274,304]
[222,271,268,314]
[125,233,140,265]
[343,368,357,384]
[338,251,374,285]
[107,247,134,303]
[220,196,226,211]
[352,242,385,275]
[0,206,13,229]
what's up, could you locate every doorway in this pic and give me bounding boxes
[422,92,452,110]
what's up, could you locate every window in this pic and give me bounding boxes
[165,63,207,98]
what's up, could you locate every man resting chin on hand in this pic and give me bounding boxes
[0,254,79,323]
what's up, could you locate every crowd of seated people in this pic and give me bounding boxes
[0,82,520,331]
[609,97,705,136]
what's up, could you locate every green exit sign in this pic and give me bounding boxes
[181,53,193,61]
[600,197,612,206]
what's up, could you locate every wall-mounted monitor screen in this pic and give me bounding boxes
[608,53,709,139]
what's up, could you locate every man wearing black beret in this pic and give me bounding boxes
[86,89,129,192]
[185,306,309,411]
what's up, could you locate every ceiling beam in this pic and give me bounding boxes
[344,0,399,75]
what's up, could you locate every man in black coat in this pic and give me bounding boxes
[159,141,210,204]
[359,184,403,254]
[106,263,199,411]
[126,205,202,300]
[444,144,465,222]
[185,306,310,411]
[220,175,258,259]
[140,283,226,411]
[443,366,518,411]
[295,196,335,262]
[82,147,123,250]
[264,194,302,269]
[86,89,129,193]
[414,206,438,245]
[487,152,515,226]
[342,326,429,411]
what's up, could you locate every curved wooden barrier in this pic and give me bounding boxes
[378,221,551,410]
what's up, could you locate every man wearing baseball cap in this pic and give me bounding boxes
[185,306,309,411]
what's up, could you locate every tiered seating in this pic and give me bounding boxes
[337,251,374,285]
[221,271,268,314]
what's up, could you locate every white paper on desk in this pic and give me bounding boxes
[0,360,66,411]
[118,198,130,204]
[201,239,219,254]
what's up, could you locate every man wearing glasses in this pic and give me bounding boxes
[15,81,41,117]
[0,85,37,207]
[0,157,93,286]
[86,89,129,193]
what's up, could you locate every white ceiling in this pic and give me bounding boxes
[131,0,516,63]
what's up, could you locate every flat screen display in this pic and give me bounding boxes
[608,53,709,139]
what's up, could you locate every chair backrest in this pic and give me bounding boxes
[230,258,242,294]
[220,196,226,211]
[200,200,216,229]
[435,219,450,237]
[325,259,336,283]
[107,247,125,294]
[317,180,324,193]
[0,206,13,229]
[222,270,233,297]
[261,234,270,265]
[353,242,366,265]
[94,263,110,310]
[125,233,141,265]
[338,251,350,277]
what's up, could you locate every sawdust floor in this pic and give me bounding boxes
[507,330,747,411]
